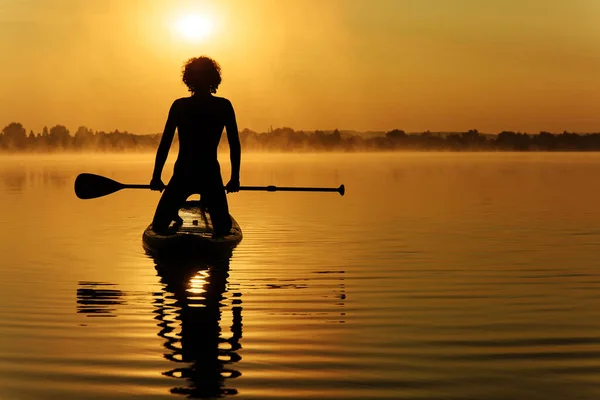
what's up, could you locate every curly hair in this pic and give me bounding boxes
[181,56,222,94]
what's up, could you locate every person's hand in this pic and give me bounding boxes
[225,178,240,193]
[150,177,165,192]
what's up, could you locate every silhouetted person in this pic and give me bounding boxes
[150,56,241,236]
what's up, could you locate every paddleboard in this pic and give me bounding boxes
[142,200,242,258]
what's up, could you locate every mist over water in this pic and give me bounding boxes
[1,153,600,399]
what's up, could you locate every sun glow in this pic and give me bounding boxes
[188,270,209,294]
[175,14,214,41]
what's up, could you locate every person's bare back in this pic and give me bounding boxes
[170,95,237,174]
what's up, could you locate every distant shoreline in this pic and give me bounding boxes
[3,123,600,152]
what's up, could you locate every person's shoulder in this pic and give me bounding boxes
[169,97,187,109]
[212,96,233,107]
[173,97,191,105]
[169,97,194,113]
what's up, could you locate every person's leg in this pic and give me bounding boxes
[152,176,190,233]
[201,175,232,236]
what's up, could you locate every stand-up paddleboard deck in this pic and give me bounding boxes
[142,200,242,258]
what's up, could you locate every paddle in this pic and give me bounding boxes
[74,173,345,200]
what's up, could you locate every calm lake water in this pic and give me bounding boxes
[2,152,600,399]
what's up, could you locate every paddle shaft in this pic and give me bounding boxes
[123,184,151,189]
[239,185,341,193]
[123,184,344,194]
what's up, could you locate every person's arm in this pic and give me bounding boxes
[225,100,241,192]
[151,101,178,190]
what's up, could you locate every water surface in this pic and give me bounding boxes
[1,152,600,399]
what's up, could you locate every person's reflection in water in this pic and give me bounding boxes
[153,254,242,398]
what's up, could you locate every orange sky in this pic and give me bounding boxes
[1,0,600,134]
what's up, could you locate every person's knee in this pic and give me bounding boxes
[152,209,173,232]
[152,223,169,234]
[213,214,232,234]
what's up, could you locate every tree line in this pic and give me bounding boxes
[3,122,600,152]
[0,123,159,152]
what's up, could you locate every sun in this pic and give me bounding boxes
[175,14,214,41]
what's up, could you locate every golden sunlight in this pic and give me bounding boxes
[188,270,209,294]
[175,14,214,42]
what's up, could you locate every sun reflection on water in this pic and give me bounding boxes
[188,270,209,294]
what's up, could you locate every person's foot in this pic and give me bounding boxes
[172,215,184,227]
[151,225,171,235]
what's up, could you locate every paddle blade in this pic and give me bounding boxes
[338,184,345,196]
[74,173,125,199]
